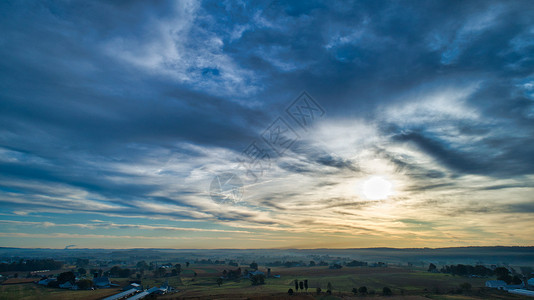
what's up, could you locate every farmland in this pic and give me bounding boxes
[2,265,524,300]
[1,247,532,300]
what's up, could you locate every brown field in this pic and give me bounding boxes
[0,283,118,300]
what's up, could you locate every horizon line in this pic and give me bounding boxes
[1,245,533,251]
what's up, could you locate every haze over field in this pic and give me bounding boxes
[1,1,534,249]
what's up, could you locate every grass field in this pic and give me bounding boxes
[0,284,117,300]
[0,266,528,300]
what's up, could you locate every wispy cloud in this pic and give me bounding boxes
[0,0,533,248]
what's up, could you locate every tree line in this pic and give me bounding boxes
[431,263,524,284]
[0,259,63,272]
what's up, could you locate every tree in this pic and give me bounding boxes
[155,267,166,278]
[137,261,148,271]
[78,268,87,275]
[495,267,509,278]
[228,261,238,267]
[330,263,342,269]
[216,277,223,287]
[512,275,523,285]
[118,268,131,278]
[495,267,512,284]
[174,263,181,274]
[186,262,190,267]
[520,266,533,275]
[288,288,294,295]
[109,266,122,277]
[358,286,368,294]
[309,261,316,267]
[250,274,265,285]
[0,259,62,272]
[57,271,75,284]
[249,262,258,270]
[352,287,358,295]
[295,279,299,291]
[346,260,367,267]
[304,279,308,291]
[460,282,471,292]
[77,279,93,290]
[76,258,89,267]
[327,282,333,292]
[383,286,392,296]
[299,281,304,291]
[428,263,437,272]
[48,279,59,288]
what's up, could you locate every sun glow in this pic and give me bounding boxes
[362,176,393,200]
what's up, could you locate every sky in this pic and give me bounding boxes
[1,0,534,249]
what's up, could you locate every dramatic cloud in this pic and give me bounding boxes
[1,0,533,248]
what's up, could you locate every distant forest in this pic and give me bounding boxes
[0,259,63,272]
[434,263,526,284]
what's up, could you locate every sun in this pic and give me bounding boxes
[362,176,393,200]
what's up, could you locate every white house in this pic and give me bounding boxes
[485,280,506,289]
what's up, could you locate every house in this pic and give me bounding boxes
[485,280,506,289]
[250,270,264,276]
[94,276,111,288]
[59,281,77,289]
[528,278,534,286]
[37,278,55,286]
[244,270,265,278]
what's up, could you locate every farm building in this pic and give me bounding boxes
[102,288,139,300]
[59,281,77,289]
[37,278,55,286]
[485,280,506,289]
[244,270,265,278]
[94,276,111,288]
[123,282,142,291]
[508,289,534,297]
[504,283,524,290]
